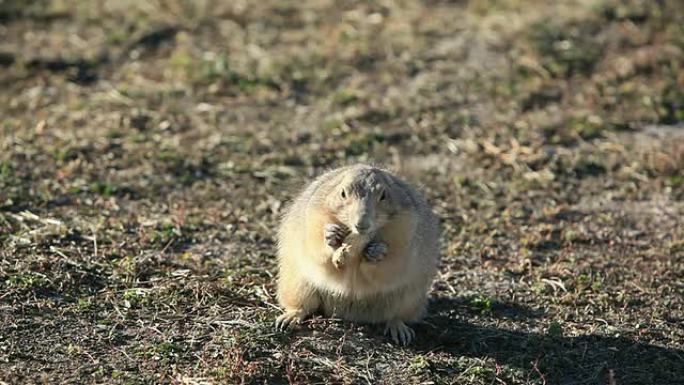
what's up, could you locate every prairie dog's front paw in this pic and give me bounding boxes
[331,244,351,269]
[364,242,388,263]
[324,223,350,249]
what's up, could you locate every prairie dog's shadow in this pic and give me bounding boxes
[412,296,684,384]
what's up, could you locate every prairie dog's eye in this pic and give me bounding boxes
[341,189,347,199]
[379,190,386,201]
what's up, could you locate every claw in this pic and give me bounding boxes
[384,320,415,346]
[324,223,350,249]
[364,242,388,263]
[275,310,307,331]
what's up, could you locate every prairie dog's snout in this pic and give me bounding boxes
[347,194,374,234]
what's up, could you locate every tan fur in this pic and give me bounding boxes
[275,164,439,344]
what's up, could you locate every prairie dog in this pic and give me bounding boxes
[275,164,439,344]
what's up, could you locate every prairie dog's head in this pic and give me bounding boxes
[325,166,398,235]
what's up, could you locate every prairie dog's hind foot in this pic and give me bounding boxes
[364,241,388,263]
[324,223,350,249]
[275,309,310,331]
[384,320,415,346]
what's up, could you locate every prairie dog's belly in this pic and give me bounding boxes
[299,253,393,297]
[299,231,408,297]
[319,285,419,323]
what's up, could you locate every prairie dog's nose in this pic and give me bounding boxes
[355,222,370,233]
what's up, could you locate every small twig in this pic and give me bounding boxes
[262,299,283,312]
[363,351,374,385]
[531,358,547,385]
[91,226,98,258]
[159,238,174,256]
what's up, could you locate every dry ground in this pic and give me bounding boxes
[1,0,683,384]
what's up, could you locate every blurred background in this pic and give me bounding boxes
[1,0,683,384]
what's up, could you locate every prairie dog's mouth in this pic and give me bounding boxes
[346,231,369,241]
[350,226,372,236]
